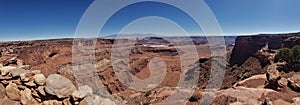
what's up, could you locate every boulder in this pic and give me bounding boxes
[10,68,27,77]
[34,74,46,85]
[45,74,76,98]
[6,83,21,101]
[1,66,17,76]
[20,88,32,105]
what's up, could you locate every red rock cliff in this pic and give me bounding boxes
[230,33,300,66]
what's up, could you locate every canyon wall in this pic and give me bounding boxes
[230,33,300,66]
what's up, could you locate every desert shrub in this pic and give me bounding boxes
[145,90,152,97]
[275,45,300,65]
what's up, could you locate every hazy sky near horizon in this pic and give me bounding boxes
[1,0,300,41]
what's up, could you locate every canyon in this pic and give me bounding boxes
[0,33,299,105]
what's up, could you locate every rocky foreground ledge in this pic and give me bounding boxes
[0,63,116,105]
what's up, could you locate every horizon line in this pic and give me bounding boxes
[1,31,300,42]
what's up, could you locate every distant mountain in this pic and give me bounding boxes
[102,33,161,39]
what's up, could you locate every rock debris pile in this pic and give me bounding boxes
[0,64,105,105]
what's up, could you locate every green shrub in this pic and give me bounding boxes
[276,45,300,65]
[145,90,152,97]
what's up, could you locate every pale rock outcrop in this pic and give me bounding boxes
[20,88,32,105]
[234,74,266,88]
[217,87,279,105]
[20,72,35,82]
[10,68,27,77]
[34,74,46,85]
[266,65,281,82]
[6,82,21,101]
[1,66,17,76]
[265,64,281,89]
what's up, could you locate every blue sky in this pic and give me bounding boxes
[0,0,300,41]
